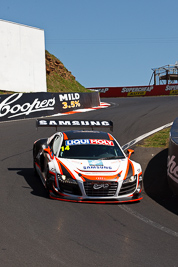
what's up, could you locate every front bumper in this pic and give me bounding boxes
[49,178,143,204]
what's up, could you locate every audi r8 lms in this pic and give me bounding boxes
[33,119,142,203]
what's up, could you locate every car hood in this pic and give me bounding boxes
[70,159,122,172]
[55,157,131,181]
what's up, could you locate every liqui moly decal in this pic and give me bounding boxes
[167,155,178,183]
[90,139,114,146]
[66,139,114,146]
[0,93,55,118]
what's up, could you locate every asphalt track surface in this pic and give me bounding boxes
[1,96,178,267]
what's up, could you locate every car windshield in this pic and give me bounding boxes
[58,138,125,160]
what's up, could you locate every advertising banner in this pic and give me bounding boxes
[167,117,178,195]
[0,92,100,122]
[89,84,178,97]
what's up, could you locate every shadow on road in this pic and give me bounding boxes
[143,148,178,215]
[8,151,178,211]
[8,167,49,199]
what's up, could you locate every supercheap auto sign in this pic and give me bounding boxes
[88,84,178,97]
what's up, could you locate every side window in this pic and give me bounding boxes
[52,135,61,156]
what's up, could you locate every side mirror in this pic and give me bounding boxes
[127,149,134,159]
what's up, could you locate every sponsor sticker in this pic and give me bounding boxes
[167,155,178,183]
[88,160,103,166]
[127,91,146,97]
[93,183,110,189]
[169,90,178,95]
[90,139,114,146]
[66,139,90,145]
[83,165,112,170]
[65,139,114,146]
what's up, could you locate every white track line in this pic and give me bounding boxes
[120,205,178,238]
[121,121,178,238]
[122,122,173,151]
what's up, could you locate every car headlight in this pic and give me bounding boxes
[123,175,137,184]
[57,174,78,184]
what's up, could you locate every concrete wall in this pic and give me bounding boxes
[0,20,47,93]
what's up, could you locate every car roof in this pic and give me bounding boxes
[61,130,113,140]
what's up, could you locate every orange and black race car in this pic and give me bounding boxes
[33,119,142,203]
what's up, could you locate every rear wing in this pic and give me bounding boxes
[36,119,113,131]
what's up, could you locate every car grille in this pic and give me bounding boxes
[119,180,137,196]
[84,181,118,197]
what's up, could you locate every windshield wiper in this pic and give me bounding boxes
[99,156,125,160]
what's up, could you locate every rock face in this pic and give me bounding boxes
[45,51,75,81]
[45,50,87,93]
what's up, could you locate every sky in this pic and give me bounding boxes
[1,0,178,88]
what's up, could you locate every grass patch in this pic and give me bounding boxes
[138,127,170,148]
[0,90,14,94]
[46,72,89,93]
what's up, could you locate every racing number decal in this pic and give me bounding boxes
[62,100,81,109]
[60,145,70,151]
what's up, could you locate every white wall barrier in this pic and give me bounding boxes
[0,19,46,93]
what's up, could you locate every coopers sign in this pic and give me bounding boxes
[0,93,55,119]
[0,91,100,121]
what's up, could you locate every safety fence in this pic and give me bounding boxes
[167,118,178,196]
[0,91,100,122]
[88,84,178,97]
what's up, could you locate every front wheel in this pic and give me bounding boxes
[34,160,38,176]
[45,168,54,191]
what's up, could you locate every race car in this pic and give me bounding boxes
[33,119,142,203]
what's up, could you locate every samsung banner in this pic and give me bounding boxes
[0,92,100,122]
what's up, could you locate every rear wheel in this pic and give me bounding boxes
[33,144,38,176]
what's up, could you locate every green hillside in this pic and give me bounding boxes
[46,51,90,93]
